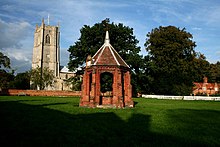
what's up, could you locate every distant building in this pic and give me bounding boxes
[193,77,220,95]
[31,19,76,90]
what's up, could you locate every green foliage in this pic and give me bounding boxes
[0,69,14,89]
[209,61,220,83]
[0,51,10,69]
[191,53,210,82]
[68,21,219,95]
[0,70,30,90]
[68,19,141,71]
[145,26,198,95]
[0,52,15,89]
[100,72,113,93]
[65,76,82,91]
[30,66,54,90]
[0,96,220,146]
[12,72,30,89]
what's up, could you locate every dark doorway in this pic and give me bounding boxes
[100,72,113,105]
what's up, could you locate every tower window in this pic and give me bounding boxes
[46,34,50,44]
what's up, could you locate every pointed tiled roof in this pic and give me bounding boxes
[92,31,129,68]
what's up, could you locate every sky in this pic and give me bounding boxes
[0,0,220,73]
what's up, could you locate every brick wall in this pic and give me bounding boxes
[0,89,81,97]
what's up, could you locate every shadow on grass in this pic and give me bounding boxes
[0,101,216,146]
[166,109,220,146]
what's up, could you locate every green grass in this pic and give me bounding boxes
[0,96,220,146]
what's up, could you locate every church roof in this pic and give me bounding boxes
[92,31,129,68]
[60,66,75,73]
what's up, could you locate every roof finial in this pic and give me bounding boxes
[105,30,110,44]
[47,14,50,25]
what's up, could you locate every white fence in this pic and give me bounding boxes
[142,95,220,101]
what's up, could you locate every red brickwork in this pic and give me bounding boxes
[193,77,220,96]
[1,89,81,97]
[79,31,134,108]
[80,66,134,108]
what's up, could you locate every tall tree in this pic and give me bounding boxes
[0,51,13,90]
[0,69,14,89]
[68,19,143,96]
[191,53,210,82]
[209,61,220,83]
[0,51,10,69]
[145,26,197,95]
[68,19,141,71]
[30,67,54,90]
[12,72,30,89]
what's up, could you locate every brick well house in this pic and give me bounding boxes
[80,31,134,108]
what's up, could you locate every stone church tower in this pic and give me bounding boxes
[31,19,77,91]
[32,18,60,78]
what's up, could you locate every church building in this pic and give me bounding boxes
[31,19,75,90]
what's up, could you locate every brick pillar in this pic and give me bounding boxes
[124,71,133,107]
[80,69,90,106]
[86,71,91,100]
[112,69,118,107]
[117,69,123,107]
[90,69,96,103]
[95,70,100,106]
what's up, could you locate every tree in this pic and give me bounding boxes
[209,61,220,83]
[65,76,82,91]
[191,53,210,82]
[0,69,14,89]
[0,51,13,90]
[30,66,54,90]
[0,51,10,69]
[68,19,144,96]
[68,19,141,71]
[12,72,30,89]
[145,26,197,95]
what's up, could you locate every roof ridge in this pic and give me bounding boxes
[109,44,129,68]
[108,45,120,66]
[94,44,107,65]
[92,43,105,59]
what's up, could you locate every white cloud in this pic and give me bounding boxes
[6,49,31,63]
[0,19,32,49]
[1,48,32,73]
[192,27,202,31]
[0,18,33,72]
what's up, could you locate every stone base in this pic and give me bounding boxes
[79,100,134,108]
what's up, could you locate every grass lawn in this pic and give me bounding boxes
[0,96,219,146]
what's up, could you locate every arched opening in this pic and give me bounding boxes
[45,34,50,44]
[100,72,113,105]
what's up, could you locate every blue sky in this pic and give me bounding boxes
[0,0,220,73]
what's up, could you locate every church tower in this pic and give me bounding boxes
[32,18,60,78]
